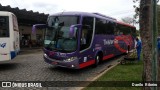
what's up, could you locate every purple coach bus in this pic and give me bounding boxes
[32,12,136,69]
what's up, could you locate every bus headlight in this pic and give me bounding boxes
[63,57,78,62]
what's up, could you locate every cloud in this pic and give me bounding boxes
[31,2,59,13]
[0,0,139,29]
[33,2,51,8]
[0,0,136,18]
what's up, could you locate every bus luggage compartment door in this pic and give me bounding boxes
[0,38,10,61]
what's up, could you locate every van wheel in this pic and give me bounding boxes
[94,55,100,67]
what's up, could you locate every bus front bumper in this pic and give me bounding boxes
[43,54,79,69]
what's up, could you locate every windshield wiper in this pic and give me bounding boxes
[57,48,67,52]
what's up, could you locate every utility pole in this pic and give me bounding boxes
[139,0,152,90]
[140,0,158,90]
[152,0,158,90]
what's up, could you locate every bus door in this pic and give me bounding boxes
[79,17,94,66]
[0,39,10,61]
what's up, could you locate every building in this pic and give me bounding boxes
[0,4,49,48]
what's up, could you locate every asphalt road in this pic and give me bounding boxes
[0,49,123,90]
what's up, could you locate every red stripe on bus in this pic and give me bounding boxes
[1,54,7,55]
[79,60,95,68]
[103,54,114,60]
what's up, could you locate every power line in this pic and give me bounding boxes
[108,9,134,16]
[11,0,20,7]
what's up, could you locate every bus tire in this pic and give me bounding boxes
[120,60,126,65]
[94,55,100,67]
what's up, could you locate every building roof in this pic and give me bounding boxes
[0,4,49,25]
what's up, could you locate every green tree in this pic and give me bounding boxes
[121,17,135,25]
[133,1,159,90]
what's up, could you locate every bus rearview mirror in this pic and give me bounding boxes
[69,24,81,38]
[32,24,46,34]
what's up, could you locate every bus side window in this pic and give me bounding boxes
[12,15,18,31]
[106,22,115,35]
[120,32,123,35]
[95,19,115,35]
[114,30,120,35]
[118,24,131,35]
[131,28,136,38]
[81,29,87,45]
[0,16,9,37]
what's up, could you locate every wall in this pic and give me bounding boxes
[19,25,44,47]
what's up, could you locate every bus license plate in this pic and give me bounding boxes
[52,62,58,65]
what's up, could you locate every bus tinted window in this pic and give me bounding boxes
[80,17,93,50]
[131,28,136,38]
[95,19,106,34]
[116,24,131,35]
[106,21,115,34]
[0,16,9,37]
[82,17,93,30]
[95,18,114,35]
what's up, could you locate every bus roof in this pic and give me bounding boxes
[0,11,14,16]
[50,11,116,22]
[116,21,136,28]
[50,11,135,28]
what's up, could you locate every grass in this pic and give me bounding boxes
[83,57,143,90]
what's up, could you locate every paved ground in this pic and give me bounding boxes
[0,49,123,90]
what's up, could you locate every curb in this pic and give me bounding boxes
[72,56,124,90]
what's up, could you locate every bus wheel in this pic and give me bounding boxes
[94,55,100,67]
[127,45,130,54]
[125,46,130,55]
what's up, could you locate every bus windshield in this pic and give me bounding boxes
[0,16,9,37]
[44,16,79,52]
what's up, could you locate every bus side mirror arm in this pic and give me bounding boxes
[32,24,47,34]
[69,24,81,38]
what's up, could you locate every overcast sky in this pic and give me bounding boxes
[1,0,159,29]
[0,0,138,19]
